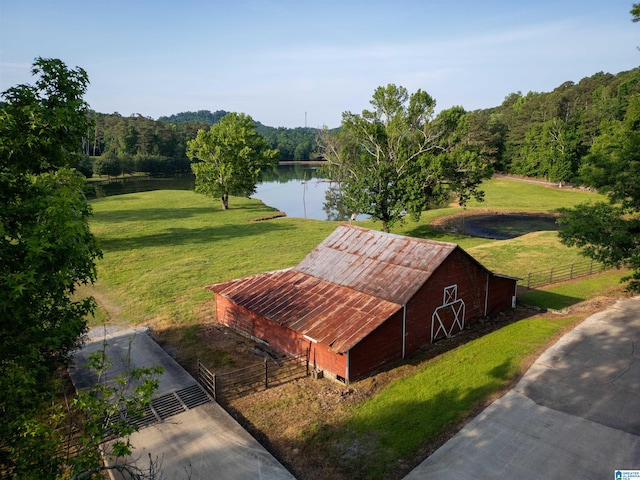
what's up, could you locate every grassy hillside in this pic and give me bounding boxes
[86,178,607,327]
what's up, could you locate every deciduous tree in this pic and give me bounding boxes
[186,112,279,209]
[319,84,492,232]
[559,95,640,290]
[0,57,102,477]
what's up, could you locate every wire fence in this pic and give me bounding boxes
[198,352,308,401]
[522,259,605,289]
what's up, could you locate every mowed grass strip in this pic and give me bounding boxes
[466,178,604,210]
[328,316,577,479]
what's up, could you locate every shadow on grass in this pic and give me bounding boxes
[301,360,515,480]
[97,220,294,252]
[519,288,583,310]
[93,207,219,223]
[93,200,278,223]
[404,224,464,241]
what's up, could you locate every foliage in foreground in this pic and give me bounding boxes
[0,58,104,476]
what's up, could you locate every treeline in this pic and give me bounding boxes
[83,110,322,178]
[467,67,640,182]
[83,67,640,182]
[84,112,202,177]
[159,109,321,160]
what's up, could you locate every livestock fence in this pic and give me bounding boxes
[522,259,605,289]
[198,352,309,401]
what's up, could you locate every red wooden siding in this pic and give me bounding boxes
[348,310,404,381]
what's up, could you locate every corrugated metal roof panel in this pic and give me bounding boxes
[293,225,457,305]
[207,268,400,353]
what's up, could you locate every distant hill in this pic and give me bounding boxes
[158,109,230,125]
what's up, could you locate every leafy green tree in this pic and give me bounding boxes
[559,94,640,290]
[514,118,577,182]
[186,112,279,209]
[320,84,492,232]
[632,3,640,22]
[93,150,121,177]
[0,57,102,476]
[8,338,163,480]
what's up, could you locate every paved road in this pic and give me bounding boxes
[69,327,295,480]
[405,296,640,478]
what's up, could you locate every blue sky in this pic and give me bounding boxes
[1,0,638,128]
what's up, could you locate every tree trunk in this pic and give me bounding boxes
[381,219,389,233]
[221,194,229,210]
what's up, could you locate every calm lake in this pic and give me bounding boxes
[92,163,352,221]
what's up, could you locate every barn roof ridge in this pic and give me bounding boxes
[292,224,459,305]
[341,223,459,247]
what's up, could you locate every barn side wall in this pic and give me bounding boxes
[215,295,348,379]
[215,295,303,356]
[307,342,348,381]
[348,309,404,381]
[487,275,517,314]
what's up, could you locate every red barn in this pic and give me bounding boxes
[206,225,517,383]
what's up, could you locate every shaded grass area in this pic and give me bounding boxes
[519,269,628,310]
[89,191,339,326]
[322,318,575,478]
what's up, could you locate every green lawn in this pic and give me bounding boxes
[328,316,577,478]
[87,178,610,326]
[89,191,339,325]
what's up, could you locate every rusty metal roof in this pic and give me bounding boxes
[293,224,457,305]
[207,268,401,354]
[206,225,463,353]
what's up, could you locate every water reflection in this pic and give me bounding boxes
[89,164,357,221]
[253,164,356,220]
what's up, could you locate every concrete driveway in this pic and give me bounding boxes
[69,327,295,480]
[405,296,640,478]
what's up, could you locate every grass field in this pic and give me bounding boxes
[84,176,624,479]
[87,178,606,326]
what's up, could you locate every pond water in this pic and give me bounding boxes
[90,164,353,221]
[438,213,561,240]
[90,167,560,238]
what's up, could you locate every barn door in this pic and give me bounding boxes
[431,285,466,342]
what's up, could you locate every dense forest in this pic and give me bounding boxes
[82,67,640,182]
[83,109,321,178]
[467,67,640,182]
